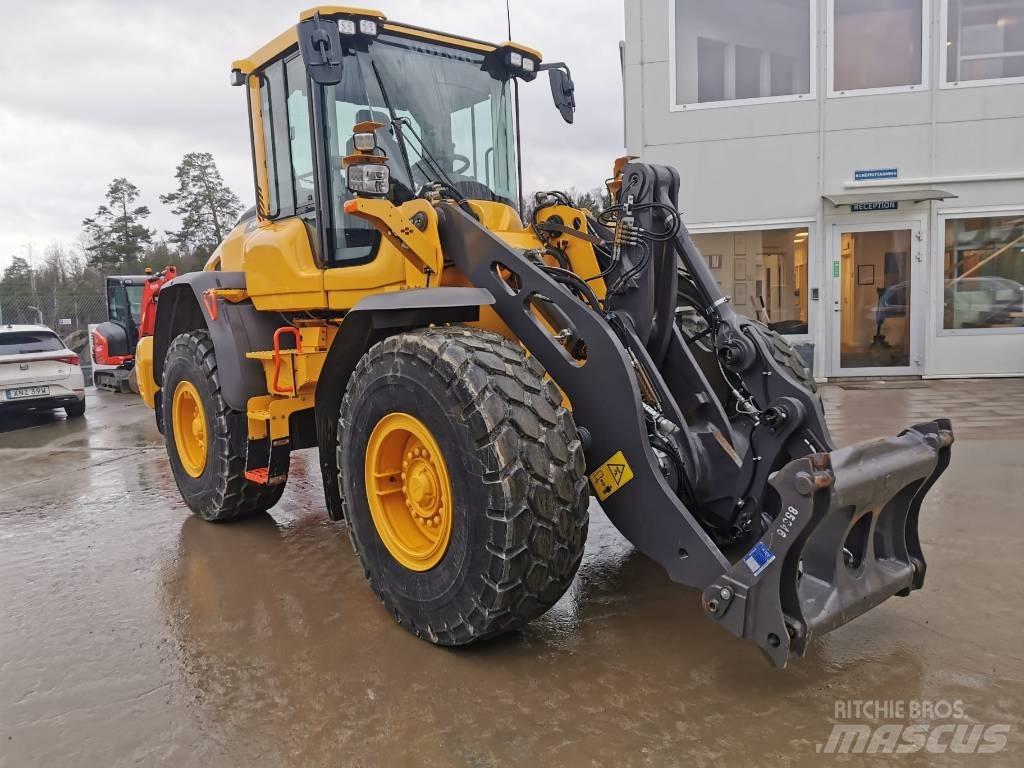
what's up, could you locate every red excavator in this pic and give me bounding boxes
[91,267,176,393]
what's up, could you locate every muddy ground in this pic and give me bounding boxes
[1,380,1022,767]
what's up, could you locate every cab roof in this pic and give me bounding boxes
[231,6,542,75]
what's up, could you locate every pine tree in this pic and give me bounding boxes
[0,256,33,294]
[81,178,154,271]
[161,152,243,258]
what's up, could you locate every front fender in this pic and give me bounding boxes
[153,271,280,412]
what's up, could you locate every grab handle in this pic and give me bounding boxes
[272,326,302,394]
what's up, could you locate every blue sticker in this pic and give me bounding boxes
[743,541,776,577]
[854,167,898,181]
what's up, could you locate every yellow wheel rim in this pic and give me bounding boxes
[365,413,453,571]
[172,380,208,478]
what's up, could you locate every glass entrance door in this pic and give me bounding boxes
[831,221,924,375]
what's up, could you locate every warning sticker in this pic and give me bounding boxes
[589,451,635,501]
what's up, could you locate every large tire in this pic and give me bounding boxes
[338,327,589,645]
[163,330,284,522]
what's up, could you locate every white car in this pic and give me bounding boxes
[0,324,86,418]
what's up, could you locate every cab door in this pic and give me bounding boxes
[243,52,326,311]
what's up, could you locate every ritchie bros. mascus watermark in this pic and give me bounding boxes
[816,700,1012,755]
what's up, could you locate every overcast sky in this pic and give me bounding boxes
[0,0,625,271]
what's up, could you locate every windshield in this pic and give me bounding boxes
[319,33,519,262]
[0,331,64,356]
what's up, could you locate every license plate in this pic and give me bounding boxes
[6,386,49,400]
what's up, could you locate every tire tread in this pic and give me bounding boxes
[164,330,283,521]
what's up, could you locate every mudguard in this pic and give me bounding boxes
[313,287,494,521]
[152,271,280,412]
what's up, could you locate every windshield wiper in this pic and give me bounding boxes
[391,118,471,203]
[368,59,416,187]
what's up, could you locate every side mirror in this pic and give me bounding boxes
[546,66,576,124]
[298,13,344,85]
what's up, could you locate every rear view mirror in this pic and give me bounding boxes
[546,66,576,124]
[298,12,344,85]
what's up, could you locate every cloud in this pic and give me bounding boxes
[0,0,624,269]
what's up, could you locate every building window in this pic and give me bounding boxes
[944,0,1024,85]
[943,214,1024,330]
[691,227,810,334]
[831,0,926,94]
[671,0,814,108]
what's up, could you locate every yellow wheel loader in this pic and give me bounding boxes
[137,8,954,667]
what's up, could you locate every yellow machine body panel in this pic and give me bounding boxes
[243,219,327,311]
[206,190,608,319]
[135,335,158,409]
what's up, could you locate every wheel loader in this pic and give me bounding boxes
[136,7,954,667]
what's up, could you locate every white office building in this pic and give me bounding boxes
[623,0,1024,378]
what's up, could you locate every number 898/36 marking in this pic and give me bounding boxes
[776,505,800,539]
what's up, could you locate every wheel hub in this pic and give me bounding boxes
[171,380,208,478]
[365,413,453,571]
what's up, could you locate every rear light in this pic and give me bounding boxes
[56,354,79,365]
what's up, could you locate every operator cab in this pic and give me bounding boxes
[105,276,147,346]
[231,8,575,267]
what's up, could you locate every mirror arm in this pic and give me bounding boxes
[538,62,572,77]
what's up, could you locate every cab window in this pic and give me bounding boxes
[260,59,292,217]
[108,284,143,325]
[285,56,315,211]
[258,55,313,219]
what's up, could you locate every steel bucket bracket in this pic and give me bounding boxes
[702,419,954,668]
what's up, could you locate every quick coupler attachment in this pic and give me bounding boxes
[702,419,954,668]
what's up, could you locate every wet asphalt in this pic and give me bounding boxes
[1,380,1022,767]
